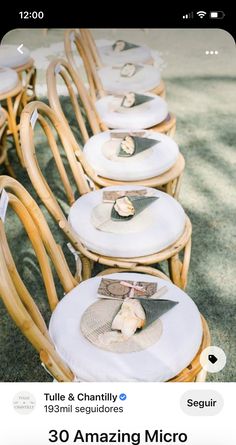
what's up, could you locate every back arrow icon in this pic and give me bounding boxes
[17,44,24,54]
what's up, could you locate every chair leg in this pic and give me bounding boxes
[165,179,175,197]
[195,369,208,382]
[4,152,16,178]
[0,125,15,177]
[6,97,24,167]
[173,173,183,200]
[180,237,192,289]
[40,350,74,382]
[166,174,183,200]
[167,122,176,138]
[23,67,37,105]
[81,255,92,280]
[168,253,182,287]
[168,237,191,289]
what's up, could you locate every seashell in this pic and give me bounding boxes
[118,135,159,157]
[120,63,137,77]
[111,195,158,221]
[113,196,135,217]
[120,135,135,155]
[120,92,154,109]
[112,40,139,52]
[111,298,146,338]
[121,92,136,108]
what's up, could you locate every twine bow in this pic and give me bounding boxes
[120,281,145,298]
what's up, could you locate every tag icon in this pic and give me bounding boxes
[200,346,226,373]
[208,354,218,364]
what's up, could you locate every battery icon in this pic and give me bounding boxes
[210,11,225,19]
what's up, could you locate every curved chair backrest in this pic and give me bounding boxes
[46,58,103,145]
[19,100,101,260]
[20,100,91,201]
[64,29,106,102]
[0,175,76,381]
[79,28,103,69]
[19,101,144,269]
[64,30,175,138]
[0,182,187,382]
[0,117,8,166]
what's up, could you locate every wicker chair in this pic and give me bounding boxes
[0,107,15,176]
[20,101,191,289]
[64,30,176,136]
[47,58,184,198]
[0,68,25,165]
[0,175,76,381]
[0,175,210,382]
[79,28,166,98]
[79,29,154,68]
[0,44,36,105]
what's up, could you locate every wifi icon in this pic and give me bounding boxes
[197,10,207,18]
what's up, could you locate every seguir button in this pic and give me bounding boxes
[180,390,224,416]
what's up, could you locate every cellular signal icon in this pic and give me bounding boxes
[183,12,194,19]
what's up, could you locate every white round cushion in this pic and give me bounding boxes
[98,65,161,94]
[68,186,186,258]
[97,39,152,65]
[83,130,179,181]
[49,272,203,382]
[96,94,168,130]
[0,67,19,94]
[0,45,31,68]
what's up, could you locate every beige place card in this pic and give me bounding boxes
[103,189,147,203]
[110,131,146,139]
[97,278,158,300]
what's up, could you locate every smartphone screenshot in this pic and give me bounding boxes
[0,6,235,445]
